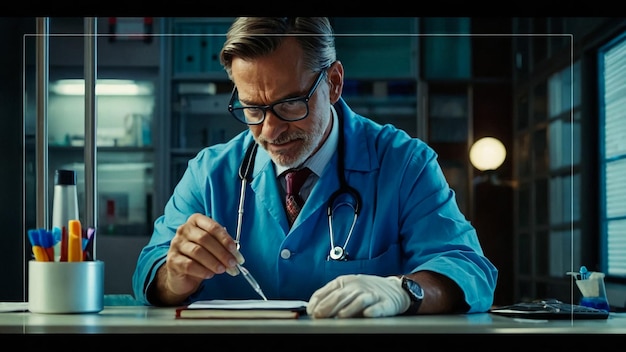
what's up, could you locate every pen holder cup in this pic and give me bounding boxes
[575,272,610,311]
[28,260,105,314]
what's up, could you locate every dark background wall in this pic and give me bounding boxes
[0,18,34,301]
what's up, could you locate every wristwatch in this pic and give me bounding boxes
[401,276,424,315]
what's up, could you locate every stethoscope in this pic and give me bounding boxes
[235,110,362,261]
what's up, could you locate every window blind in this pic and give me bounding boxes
[600,32,626,277]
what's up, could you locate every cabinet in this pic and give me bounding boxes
[331,17,420,139]
[23,18,160,239]
[160,18,243,202]
[172,21,231,75]
[331,17,418,79]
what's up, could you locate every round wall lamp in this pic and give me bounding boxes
[469,137,506,171]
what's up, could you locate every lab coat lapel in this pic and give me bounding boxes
[294,99,375,230]
[338,98,378,173]
[248,147,290,233]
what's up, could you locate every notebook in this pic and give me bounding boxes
[489,299,610,320]
[175,299,308,319]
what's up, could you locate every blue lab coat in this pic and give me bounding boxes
[132,98,498,313]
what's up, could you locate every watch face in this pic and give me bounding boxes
[401,277,424,315]
[404,278,424,301]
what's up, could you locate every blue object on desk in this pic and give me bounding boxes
[579,265,589,280]
[580,296,611,311]
[104,294,142,306]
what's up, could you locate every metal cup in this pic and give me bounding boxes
[28,260,104,314]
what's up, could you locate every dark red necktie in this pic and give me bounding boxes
[284,168,312,226]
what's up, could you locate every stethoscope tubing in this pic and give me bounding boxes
[236,110,361,260]
[235,142,258,247]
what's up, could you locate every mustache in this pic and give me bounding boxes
[259,131,308,145]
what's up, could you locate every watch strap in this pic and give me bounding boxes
[401,276,423,315]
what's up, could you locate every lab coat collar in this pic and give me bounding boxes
[334,97,379,173]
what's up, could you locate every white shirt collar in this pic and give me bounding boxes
[275,105,338,178]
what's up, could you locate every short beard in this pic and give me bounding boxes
[256,113,330,169]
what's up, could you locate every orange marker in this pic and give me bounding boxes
[32,245,49,262]
[68,220,83,262]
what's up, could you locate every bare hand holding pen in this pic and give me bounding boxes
[148,213,245,306]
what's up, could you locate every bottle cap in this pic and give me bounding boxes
[55,169,76,185]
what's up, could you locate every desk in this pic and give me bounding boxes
[1,305,625,334]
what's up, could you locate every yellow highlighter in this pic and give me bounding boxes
[68,219,83,262]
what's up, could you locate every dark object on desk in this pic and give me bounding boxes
[175,299,308,319]
[489,299,609,320]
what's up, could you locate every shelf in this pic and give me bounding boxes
[343,95,417,105]
[172,72,229,81]
[343,95,417,117]
[170,148,205,156]
[49,145,154,152]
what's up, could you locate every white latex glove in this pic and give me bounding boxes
[307,274,411,318]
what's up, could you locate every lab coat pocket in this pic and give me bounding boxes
[323,243,401,280]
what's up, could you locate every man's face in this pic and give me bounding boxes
[230,37,332,169]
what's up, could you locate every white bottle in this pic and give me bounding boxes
[52,169,79,261]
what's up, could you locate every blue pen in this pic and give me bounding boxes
[27,229,40,247]
[83,227,96,260]
[38,228,54,261]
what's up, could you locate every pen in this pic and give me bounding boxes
[38,228,54,262]
[68,219,83,262]
[31,245,50,262]
[27,228,39,248]
[237,264,268,301]
[83,227,96,261]
[27,229,50,261]
[60,226,68,262]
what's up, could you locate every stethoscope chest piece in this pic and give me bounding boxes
[329,246,347,261]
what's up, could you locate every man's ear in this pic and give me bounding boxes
[327,60,344,104]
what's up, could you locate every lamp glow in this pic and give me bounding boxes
[469,137,506,171]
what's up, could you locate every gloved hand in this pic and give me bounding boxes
[306,274,411,318]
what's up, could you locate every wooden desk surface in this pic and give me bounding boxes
[1,305,625,334]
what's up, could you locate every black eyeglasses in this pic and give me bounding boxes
[228,68,328,125]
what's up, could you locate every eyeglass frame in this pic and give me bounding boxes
[227,67,329,125]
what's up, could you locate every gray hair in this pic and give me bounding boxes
[220,17,336,79]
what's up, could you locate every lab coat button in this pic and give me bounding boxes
[280,249,291,259]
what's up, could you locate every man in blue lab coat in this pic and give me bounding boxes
[133,17,497,318]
